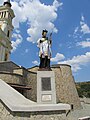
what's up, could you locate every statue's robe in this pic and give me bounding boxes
[37,37,52,68]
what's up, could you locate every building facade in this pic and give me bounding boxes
[0,0,15,61]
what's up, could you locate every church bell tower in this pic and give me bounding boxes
[0,0,15,61]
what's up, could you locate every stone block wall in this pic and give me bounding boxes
[0,72,24,84]
[0,61,20,73]
[29,64,81,109]
[59,64,81,109]
[0,61,81,110]
[26,71,37,102]
[0,101,67,120]
[28,66,38,73]
[51,67,66,103]
[13,68,23,75]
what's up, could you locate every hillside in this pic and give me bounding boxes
[76,81,90,98]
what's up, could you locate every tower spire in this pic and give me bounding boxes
[3,0,11,7]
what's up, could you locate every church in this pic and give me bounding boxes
[0,1,82,120]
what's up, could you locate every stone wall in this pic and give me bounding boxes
[0,72,24,84]
[0,61,20,73]
[51,67,66,103]
[26,71,37,102]
[28,66,38,72]
[60,64,81,109]
[0,61,37,102]
[13,67,30,85]
[0,61,81,109]
[13,68,23,75]
[0,101,67,120]
[0,67,29,98]
[29,64,82,109]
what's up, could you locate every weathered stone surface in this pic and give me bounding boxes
[59,65,82,109]
[26,72,37,102]
[0,61,81,110]
[0,72,23,84]
[37,71,56,104]
[51,67,65,103]
[0,101,67,120]
[0,61,19,73]
[0,79,70,113]
[28,66,38,73]
[28,65,82,109]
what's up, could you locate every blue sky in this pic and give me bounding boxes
[1,0,90,82]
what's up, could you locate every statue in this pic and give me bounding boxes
[37,29,52,70]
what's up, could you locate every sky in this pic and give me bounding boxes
[0,0,90,82]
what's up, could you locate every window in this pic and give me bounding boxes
[4,53,8,61]
[7,30,10,37]
[0,12,1,18]
[4,11,6,18]
[1,12,3,18]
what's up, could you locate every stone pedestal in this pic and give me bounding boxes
[37,71,56,104]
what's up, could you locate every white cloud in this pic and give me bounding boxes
[86,38,90,41]
[74,27,79,34]
[77,41,90,48]
[80,15,90,34]
[15,29,20,34]
[71,15,90,40]
[81,15,85,21]
[32,60,39,65]
[59,52,90,72]
[25,49,29,53]
[70,15,90,49]
[11,0,63,43]
[53,0,63,10]
[78,16,90,48]
[51,53,65,62]
[11,32,23,52]
[80,23,90,34]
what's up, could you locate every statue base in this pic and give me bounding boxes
[38,68,52,71]
[37,71,56,104]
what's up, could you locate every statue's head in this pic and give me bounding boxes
[42,29,48,37]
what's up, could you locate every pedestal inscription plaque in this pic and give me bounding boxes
[41,77,51,91]
[42,94,52,101]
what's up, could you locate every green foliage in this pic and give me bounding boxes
[76,81,90,98]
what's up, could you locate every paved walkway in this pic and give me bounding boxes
[67,99,90,120]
